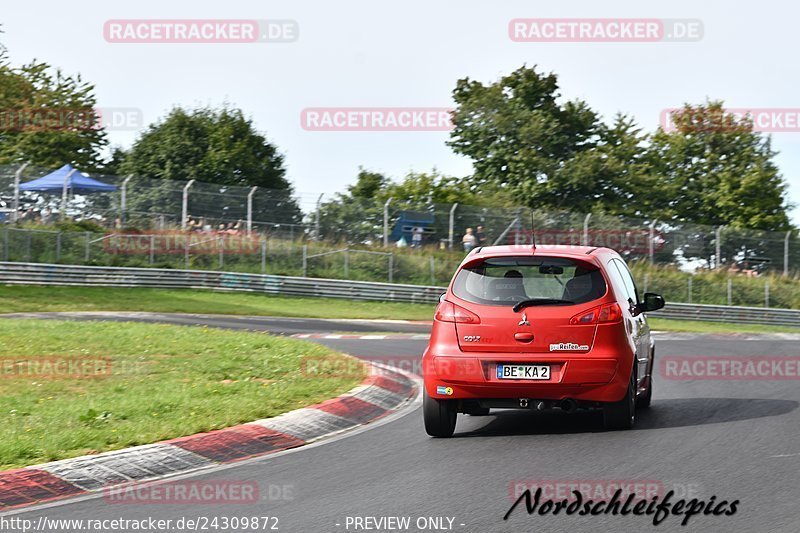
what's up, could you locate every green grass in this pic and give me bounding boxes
[0,285,436,321]
[0,319,364,469]
[647,317,799,334]
[2,285,797,334]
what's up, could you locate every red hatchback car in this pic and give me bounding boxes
[422,244,665,437]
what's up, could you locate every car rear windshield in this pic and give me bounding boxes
[452,256,607,306]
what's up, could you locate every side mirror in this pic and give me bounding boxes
[637,293,665,313]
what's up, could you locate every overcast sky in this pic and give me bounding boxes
[3,0,800,217]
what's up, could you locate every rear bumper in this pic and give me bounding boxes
[422,352,631,403]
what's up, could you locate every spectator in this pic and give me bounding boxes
[462,227,477,252]
[476,225,487,246]
[411,226,424,248]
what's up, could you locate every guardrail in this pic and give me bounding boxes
[0,262,443,304]
[1,262,799,327]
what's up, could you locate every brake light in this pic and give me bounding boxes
[435,301,481,324]
[570,307,598,325]
[598,303,623,323]
[569,303,622,325]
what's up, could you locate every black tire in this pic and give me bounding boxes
[423,389,457,437]
[637,375,652,409]
[603,367,636,430]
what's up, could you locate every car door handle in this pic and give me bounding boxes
[514,332,535,343]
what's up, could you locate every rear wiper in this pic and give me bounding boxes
[513,298,574,312]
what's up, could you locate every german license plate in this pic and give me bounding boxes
[497,364,550,380]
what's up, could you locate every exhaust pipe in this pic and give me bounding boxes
[558,398,578,413]
[519,398,529,408]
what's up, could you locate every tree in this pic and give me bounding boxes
[0,59,107,170]
[448,65,645,214]
[317,169,388,243]
[647,102,790,231]
[317,168,516,244]
[118,106,298,227]
[645,102,792,267]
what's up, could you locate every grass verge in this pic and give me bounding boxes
[0,285,435,321]
[1,285,797,334]
[0,319,364,469]
[647,317,799,334]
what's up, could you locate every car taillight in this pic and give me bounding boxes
[570,307,598,325]
[569,303,622,325]
[598,302,622,323]
[435,301,481,324]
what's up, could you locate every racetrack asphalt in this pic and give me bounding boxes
[2,313,799,532]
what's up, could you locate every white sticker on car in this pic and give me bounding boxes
[550,342,589,351]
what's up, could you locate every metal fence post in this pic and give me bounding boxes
[218,236,224,269]
[765,282,770,308]
[430,256,435,285]
[448,203,458,250]
[383,197,393,248]
[184,237,189,269]
[25,232,31,261]
[55,232,61,261]
[582,213,591,246]
[727,278,732,306]
[302,245,307,277]
[149,235,155,265]
[12,162,29,223]
[120,174,133,227]
[784,230,791,276]
[688,277,693,303]
[649,219,658,264]
[315,193,323,241]
[388,253,393,283]
[61,169,78,220]
[343,248,349,278]
[261,238,267,274]
[84,232,90,262]
[715,226,723,269]
[247,186,257,233]
[181,179,195,229]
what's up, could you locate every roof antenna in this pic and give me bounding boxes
[530,209,536,249]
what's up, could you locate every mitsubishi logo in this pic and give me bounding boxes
[518,313,530,326]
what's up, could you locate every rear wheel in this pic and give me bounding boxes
[603,367,636,430]
[423,389,457,437]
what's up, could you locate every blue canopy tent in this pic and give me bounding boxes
[19,164,116,218]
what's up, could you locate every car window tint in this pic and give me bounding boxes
[605,259,631,302]
[453,256,606,307]
[612,259,639,303]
